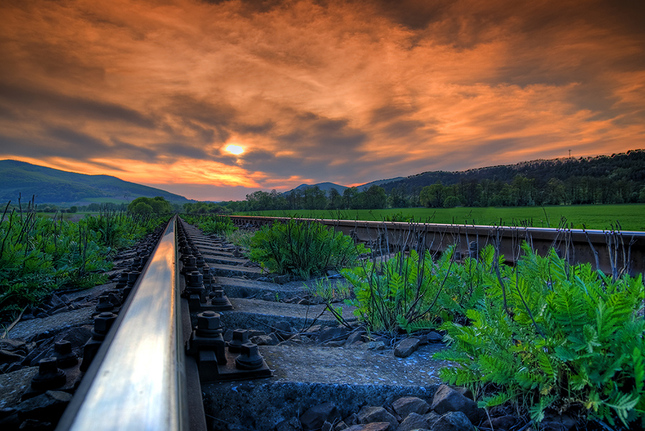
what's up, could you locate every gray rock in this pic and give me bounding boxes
[347,423,392,431]
[324,340,346,347]
[397,412,429,431]
[0,339,29,354]
[0,350,24,364]
[358,406,398,430]
[271,320,293,338]
[318,327,349,343]
[426,332,443,343]
[346,330,365,345]
[56,326,93,350]
[0,367,39,409]
[394,338,420,358]
[366,341,385,351]
[300,402,341,431]
[276,417,303,431]
[334,420,348,431]
[15,390,72,422]
[451,387,473,401]
[430,385,482,425]
[251,333,280,346]
[392,397,429,419]
[345,413,359,426]
[429,411,474,431]
[322,421,333,431]
[424,412,440,428]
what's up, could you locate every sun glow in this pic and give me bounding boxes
[225,144,245,156]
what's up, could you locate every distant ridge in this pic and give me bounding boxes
[356,176,405,191]
[380,150,645,193]
[287,182,347,195]
[0,160,191,204]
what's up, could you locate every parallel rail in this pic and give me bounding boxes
[57,216,195,431]
[229,215,645,275]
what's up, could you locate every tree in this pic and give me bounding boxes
[544,178,566,205]
[128,196,172,214]
[327,188,343,210]
[130,201,153,214]
[343,187,359,209]
[443,195,461,208]
[361,185,387,209]
[420,182,444,208]
[303,186,327,209]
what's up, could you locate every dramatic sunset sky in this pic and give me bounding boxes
[1,0,644,201]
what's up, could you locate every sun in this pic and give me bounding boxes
[225,144,245,156]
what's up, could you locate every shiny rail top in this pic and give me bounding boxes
[58,217,186,431]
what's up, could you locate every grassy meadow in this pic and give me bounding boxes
[234,203,645,232]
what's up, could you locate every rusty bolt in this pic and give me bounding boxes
[197,311,221,331]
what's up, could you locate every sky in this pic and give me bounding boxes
[1,0,644,201]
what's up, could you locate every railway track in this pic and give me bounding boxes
[56,216,273,431]
[9,214,637,430]
[228,215,645,276]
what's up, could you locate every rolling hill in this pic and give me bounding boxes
[0,160,191,205]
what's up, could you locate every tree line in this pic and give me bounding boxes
[179,150,644,213]
[182,174,645,214]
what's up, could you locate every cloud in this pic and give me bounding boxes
[0,0,643,201]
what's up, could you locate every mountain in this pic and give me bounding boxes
[0,160,192,205]
[284,177,406,196]
[380,150,645,193]
[288,182,347,195]
[356,177,405,192]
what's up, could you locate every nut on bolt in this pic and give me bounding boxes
[196,311,222,335]
[92,311,117,341]
[31,357,66,390]
[235,343,264,370]
[53,340,78,368]
[228,330,249,353]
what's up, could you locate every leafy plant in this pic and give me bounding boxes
[435,243,645,429]
[341,245,489,334]
[248,219,369,280]
[1,198,168,322]
[225,229,254,253]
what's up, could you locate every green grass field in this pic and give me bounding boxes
[234,204,645,232]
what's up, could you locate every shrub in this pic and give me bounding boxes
[183,215,237,236]
[249,219,368,280]
[434,244,645,429]
[1,201,168,321]
[341,245,488,334]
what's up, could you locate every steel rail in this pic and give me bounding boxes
[57,216,189,431]
[228,215,645,275]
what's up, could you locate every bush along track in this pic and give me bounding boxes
[333,237,645,429]
[248,218,369,281]
[181,214,238,236]
[432,244,645,430]
[0,200,169,324]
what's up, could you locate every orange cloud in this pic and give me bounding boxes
[1,0,644,201]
